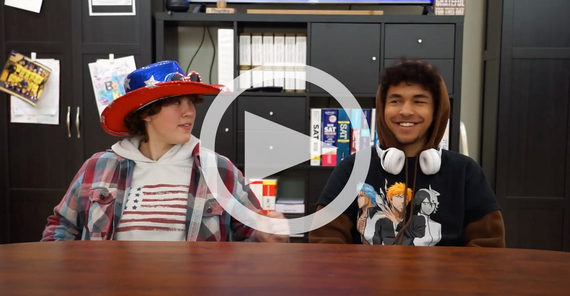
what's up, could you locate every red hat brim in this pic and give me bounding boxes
[101,81,222,137]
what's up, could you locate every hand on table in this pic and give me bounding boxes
[254,209,290,243]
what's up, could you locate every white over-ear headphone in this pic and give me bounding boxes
[375,141,442,175]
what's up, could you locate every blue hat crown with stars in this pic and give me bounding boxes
[123,60,202,93]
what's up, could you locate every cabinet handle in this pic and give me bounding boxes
[372,56,377,61]
[224,128,229,132]
[76,107,81,139]
[269,111,274,116]
[418,38,423,44]
[66,106,71,138]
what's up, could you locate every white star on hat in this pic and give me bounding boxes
[144,75,158,88]
[124,78,131,90]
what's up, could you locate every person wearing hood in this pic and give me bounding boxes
[309,59,505,247]
[41,61,288,243]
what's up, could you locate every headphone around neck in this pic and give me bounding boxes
[375,142,442,175]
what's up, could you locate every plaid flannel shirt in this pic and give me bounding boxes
[41,144,261,242]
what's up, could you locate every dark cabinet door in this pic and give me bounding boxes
[236,96,306,166]
[309,23,381,95]
[384,24,455,59]
[485,0,570,252]
[2,0,78,243]
[497,59,570,251]
[193,95,236,163]
[237,96,306,133]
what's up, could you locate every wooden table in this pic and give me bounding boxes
[1,241,569,295]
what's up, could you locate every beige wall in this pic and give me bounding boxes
[177,3,486,163]
[460,0,485,163]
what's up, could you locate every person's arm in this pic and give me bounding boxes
[41,159,92,241]
[222,160,259,242]
[463,210,505,247]
[462,159,506,248]
[308,160,357,244]
[309,204,354,244]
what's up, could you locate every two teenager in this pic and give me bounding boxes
[42,59,505,247]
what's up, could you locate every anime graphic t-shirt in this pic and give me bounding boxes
[357,180,442,246]
[318,148,501,246]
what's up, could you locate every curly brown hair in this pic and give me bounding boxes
[123,94,204,142]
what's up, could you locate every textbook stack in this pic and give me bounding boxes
[239,33,306,92]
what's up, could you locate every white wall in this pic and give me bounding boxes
[177,26,222,85]
[175,3,485,163]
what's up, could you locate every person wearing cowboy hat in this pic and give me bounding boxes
[309,59,505,247]
[42,60,289,243]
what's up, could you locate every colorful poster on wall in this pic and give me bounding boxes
[11,58,60,125]
[0,50,52,106]
[88,55,136,117]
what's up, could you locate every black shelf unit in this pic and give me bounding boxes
[154,12,464,242]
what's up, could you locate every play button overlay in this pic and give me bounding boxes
[199,65,371,236]
[244,112,336,182]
